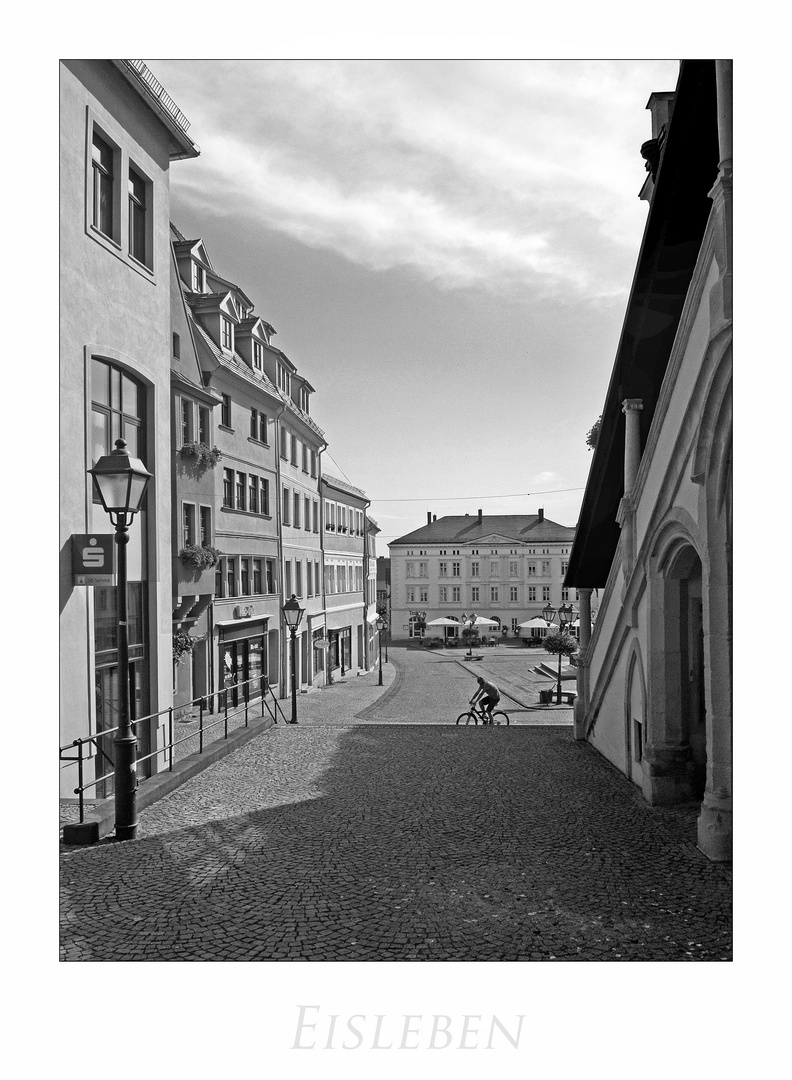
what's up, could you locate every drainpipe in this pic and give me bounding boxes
[274,400,287,698]
[317,444,331,684]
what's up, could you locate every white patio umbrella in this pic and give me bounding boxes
[518,617,557,629]
[467,615,498,627]
[426,617,461,626]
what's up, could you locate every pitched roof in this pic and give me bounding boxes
[390,515,575,546]
[321,473,369,501]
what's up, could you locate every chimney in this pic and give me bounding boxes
[477,508,482,524]
[427,512,432,525]
[433,514,437,522]
[538,508,544,522]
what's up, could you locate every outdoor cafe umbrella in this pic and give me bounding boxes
[517,617,558,629]
[425,618,461,627]
[466,615,499,627]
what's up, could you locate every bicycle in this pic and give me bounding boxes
[455,701,510,726]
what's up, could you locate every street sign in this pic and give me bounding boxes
[313,638,330,650]
[72,534,116,586]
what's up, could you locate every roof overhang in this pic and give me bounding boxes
[565,60,719,589]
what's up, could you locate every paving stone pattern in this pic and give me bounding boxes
[60,647,731,961]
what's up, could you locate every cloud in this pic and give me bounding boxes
[152,59,679,300]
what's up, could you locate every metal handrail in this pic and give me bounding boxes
[60,675,287,825]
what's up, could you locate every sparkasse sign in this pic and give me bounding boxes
[72,534,116,586]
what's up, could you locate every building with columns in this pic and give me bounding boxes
[389,510,589,641]
[565,60,732,861]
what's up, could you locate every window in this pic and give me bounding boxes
[236,472,246,511]
[173,332,180,360]
[221,394,231,428]
[452,587,460,602]
[490,561,499,578]
[313,500,319,533]
[471,586,480,602]
[253,341,263,369]
[250,409,258,439]
[284,561,292,597]
[418,562,428,578]
[440,550,447,556]
[406,562,415,578]
[439,586,447,602]
[561,587,570,602]
[491,587,499,602]
[527,563,536,576]
[266,559,276,594]
[248,475,259,514]
[222,468,233,508]
[325,501,335,532]
[561,560,569,576]
[452,562,461,577]
[406,587,416,603]
[282,486,290,525]
[510,586,518,602]
[302,444,309,472]
[291,434,298,466]
[200,507,211,546]
[260,478,270,516]
[182,504,195,546]
[528,586,537,602]
[91,358,145,468]
[191,262,205,292]
[304,496,311,530]
[542,586,551,601]
[91,131,115,238]
[295,561,303,598]
[280,428,288,459]
[419,588,428,603]
[240,558,250,596]
[310,451,317,477]
[181,399,193,444]
[198,407,209,445]
[439,562,448,578]
[471,549,479,555]
[214,562,223,598]
[315,562,320,596]
[221,317,233,351]
[509,560,518,577]
[293,492,301,528]
[542,561,551,575]
[471,561,479,577]
[253,559,263,594]
[226,558,237,598]
[128,166,147,264]
[512,619,519,633]
[338,565,346,592]
[278,364,291,395]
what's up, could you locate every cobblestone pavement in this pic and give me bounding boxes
[60,645,731,961]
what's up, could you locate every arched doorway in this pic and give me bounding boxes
[644,538,707,805]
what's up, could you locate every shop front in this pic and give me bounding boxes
[327,626,352,677]
[217,618,278,707]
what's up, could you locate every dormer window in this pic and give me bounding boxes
[253,341,263,369]
[191,261,205,293]
[277,364,290,394]
[221,316,233,351]
[300,387,310,412]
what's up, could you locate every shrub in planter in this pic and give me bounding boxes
[179,441,222,471]
[543,632,579,660]
[179,544,222,570]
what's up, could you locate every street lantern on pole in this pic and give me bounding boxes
[375,614,386,685]
[462,611,477,657]
[282,593,304,724]
[88,438,152,841]
[542,602,576,704]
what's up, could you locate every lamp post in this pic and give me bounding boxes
[282,593,304,724]
[375,615,385,685]
[88,439,152,841]
[542,601,575,704]
[461,612,477,657]
[383,621,389,663]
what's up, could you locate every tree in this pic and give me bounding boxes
[586,415,602,451]
[543,632,579,659]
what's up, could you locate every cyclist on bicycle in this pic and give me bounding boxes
[470,676,501,724]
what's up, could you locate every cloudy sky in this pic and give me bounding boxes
[146,58,680,543]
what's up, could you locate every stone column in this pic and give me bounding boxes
[573,588,593,741]
[622,399,644,495]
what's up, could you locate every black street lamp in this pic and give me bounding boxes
[88,439,152,841]
[542,602,575,704]
[375,614,386,685]
[282,594,304,724]
[383,621,389,664]
[462,611,476,658]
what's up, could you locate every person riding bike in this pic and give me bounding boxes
[470,676,501,724]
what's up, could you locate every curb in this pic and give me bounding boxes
[354,656,404,720]
[61,714,276,846]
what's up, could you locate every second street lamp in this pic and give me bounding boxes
[88,438,152,842]
[282,593,304,724]
[542,601,575,704]
[375,615,385,685]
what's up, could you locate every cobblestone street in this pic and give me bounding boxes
[60,645,731,961]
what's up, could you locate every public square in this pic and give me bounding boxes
[60,644,732,961]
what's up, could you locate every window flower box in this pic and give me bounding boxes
[179,544,222,570]
[179,441,222,471]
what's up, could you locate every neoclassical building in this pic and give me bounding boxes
[565,60,732,861]
[389,511,591,640]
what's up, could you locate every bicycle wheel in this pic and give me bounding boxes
[491,711,510,726]
[456,711,478,725]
